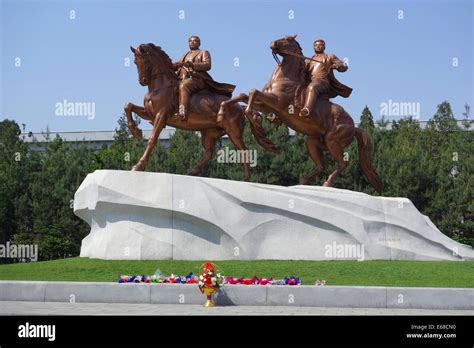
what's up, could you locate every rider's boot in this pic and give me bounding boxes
[174,109,188,121]
[175,96,189,122]
[299,88,317,118]
[181,110,188,122]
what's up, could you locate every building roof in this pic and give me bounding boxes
[20,128,176,143]
[19,120,472,143]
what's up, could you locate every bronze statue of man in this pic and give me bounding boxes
[299,39,352,117]
[172,36,235,121]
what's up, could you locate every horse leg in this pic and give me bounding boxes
[220,93,248,109]
[188,128,224,176]
[322,127,352,187]
[224,112,250,181]
[299,136,327,185]
[124,102,151,140]
[217,93,248,123]
[132,111,168,171]
[244,89,279,116]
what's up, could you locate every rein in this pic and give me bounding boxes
[272,52,281,65]
[277,49,325,64]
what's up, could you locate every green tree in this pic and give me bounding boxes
[433,101,458,132]
[0,120,28,250]
[359,105,375,131]
[161,130,202,174]
[96,114,145,170]
[421,102,473,246]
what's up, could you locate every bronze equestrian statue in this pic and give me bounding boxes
[218,35,383,192]
[172,36,235,121]
[124,42,279,180]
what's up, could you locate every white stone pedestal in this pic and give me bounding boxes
[74,170,474,261]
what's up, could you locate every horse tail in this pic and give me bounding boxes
[244,110,280,154]
[354,128,384,193]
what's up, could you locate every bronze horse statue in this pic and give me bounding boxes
[125,43,279,180]
[218,35,383,192]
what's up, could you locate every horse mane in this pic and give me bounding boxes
[137,43,176,79]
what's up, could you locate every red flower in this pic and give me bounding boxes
[203,262,215,273]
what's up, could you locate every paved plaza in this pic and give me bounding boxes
[1,301,473,316]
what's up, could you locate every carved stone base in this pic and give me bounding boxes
[74,170,474,261]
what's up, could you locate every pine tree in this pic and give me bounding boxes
[96,114,145,170]
[433,101,458,132]
[162,130,202,175]
[359,105,375,131]
[0,120,28,250]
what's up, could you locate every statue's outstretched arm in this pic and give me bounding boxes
[332,55,348,72]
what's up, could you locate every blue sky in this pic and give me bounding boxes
[1,0,472,132]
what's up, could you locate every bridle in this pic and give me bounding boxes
[273,47,325,65]
[272,52,282,65]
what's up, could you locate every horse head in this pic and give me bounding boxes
[269,34,303,64]
[130,43,174,86]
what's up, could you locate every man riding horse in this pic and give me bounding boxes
[126,41,279,179]
[299,39,352,117]
[172,36,235,121]
[218,34,383,192]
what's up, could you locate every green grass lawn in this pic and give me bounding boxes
[0,257,473,287]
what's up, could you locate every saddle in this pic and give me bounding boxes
[186,90,229,115]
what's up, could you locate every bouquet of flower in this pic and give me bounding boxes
[225,276,273,285]
[118,272,198,284]
[118,275,150,283]
[198,262,224,307]
[117,271,305,287]
[166,272,198,284]
[284,276,301,285]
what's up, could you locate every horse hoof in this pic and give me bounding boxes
[187,168,200,176]
[132,129,143,140]
[132,163,145,171]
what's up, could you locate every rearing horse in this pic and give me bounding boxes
[125,43,279,180]
[219,35,383,192]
